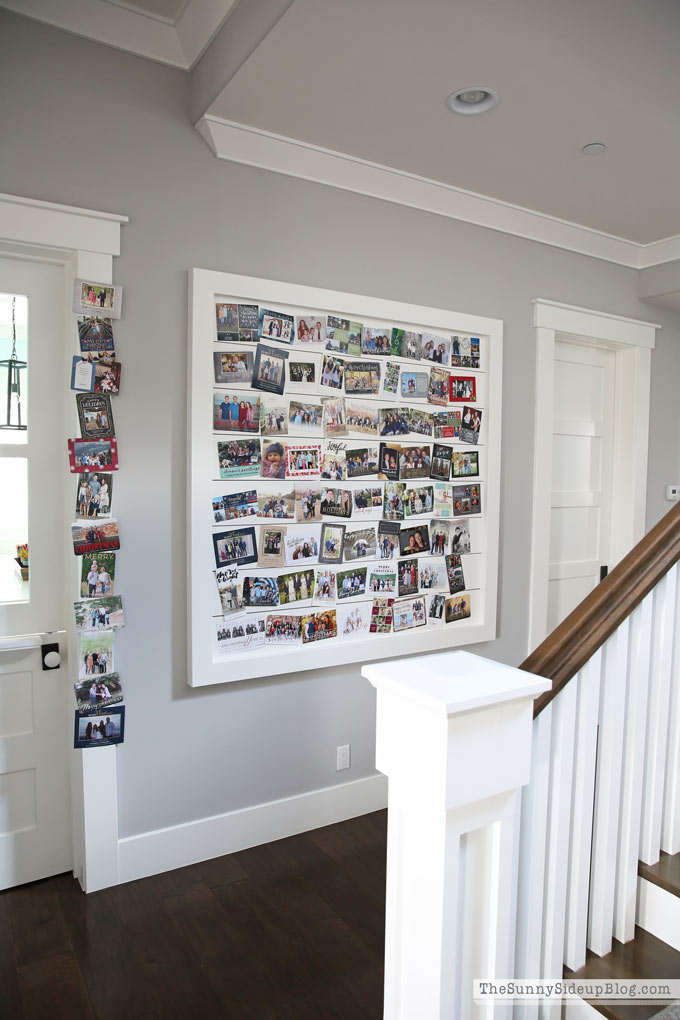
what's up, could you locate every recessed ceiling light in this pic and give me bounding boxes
[581,142,606,155]
[446,87,499,115]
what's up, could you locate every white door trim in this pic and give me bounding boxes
[528,299,659,653]
[0,193,127,893]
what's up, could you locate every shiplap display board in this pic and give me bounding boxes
[188,269,503,686]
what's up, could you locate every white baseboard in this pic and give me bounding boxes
[636,876,680,951]
[117,772,388,886]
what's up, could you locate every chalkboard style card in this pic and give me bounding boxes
[344,360,380,396]
[76,393,115,440]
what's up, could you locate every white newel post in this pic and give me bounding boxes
[363,650,550,1020]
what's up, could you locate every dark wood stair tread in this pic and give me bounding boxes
[566,926,680,1020]
[639,852,680,898]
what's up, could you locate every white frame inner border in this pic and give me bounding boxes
[188,268,504,686]
[528,299,660,652]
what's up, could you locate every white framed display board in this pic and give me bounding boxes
[188,269,503,686]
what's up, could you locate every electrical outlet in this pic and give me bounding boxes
[666,484,680,501]
[336,744,350,771]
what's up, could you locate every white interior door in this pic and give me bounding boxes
[547,340,615,633]
[0,255,71,888]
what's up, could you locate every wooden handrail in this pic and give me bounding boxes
[522,501,680,718]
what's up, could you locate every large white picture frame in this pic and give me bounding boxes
[188,269,503,686]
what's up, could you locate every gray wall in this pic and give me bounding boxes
[1,12,678,838]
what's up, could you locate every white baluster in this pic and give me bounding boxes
[564,650,602,970]
[588,618,629,956]
[661,564,680,854]
[363,650,550,1020]
[614,592,653,941]
[515,707,552,1020]
[541,680,577,1020]
[640,565,678,864]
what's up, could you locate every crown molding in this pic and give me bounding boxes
[0,193,128,256]
[1,0,236,69]
[197,115,680,271]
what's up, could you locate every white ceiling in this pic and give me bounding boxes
[102,0,189,24]
[0,0,237,67]
[208,0,680,244]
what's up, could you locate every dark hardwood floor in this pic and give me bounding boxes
[3,811,679,1020]
[638,851,680,899]
[0,811,388,1020]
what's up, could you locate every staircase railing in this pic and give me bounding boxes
[364,501,680,1019]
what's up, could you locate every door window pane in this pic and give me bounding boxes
[0,458,29,604]
[0,293,28,444]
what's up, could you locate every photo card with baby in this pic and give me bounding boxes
[295,313,326,343]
